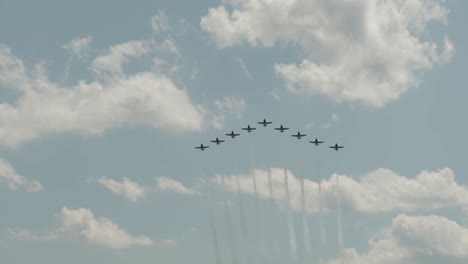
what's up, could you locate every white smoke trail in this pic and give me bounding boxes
[221,175,238,264]
[268,168,282,264]
[284,168,297,261]
[336,174,344,264]
[318,182,326,264]
[249,141,267,264]
[235,174,250,264]
[206,176,223,264]
[300,178,311,257]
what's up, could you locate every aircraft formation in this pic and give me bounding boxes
[195,118,344,151]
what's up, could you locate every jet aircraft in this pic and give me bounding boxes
[242,125,256,133]
[225,131,240,138]
[195,144,209,151]
[309,138,324,146]
[274,125,289,133]
[292,132,306,139]
[329,143,344,151]
[210,137,225,145]
[257,119,272,127]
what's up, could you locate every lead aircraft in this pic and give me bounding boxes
[257,119,272,127]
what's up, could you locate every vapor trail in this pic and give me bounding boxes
[267,168,282,263]
[336,174,344,264]
[300,178,311,257]
[221,175,238,264]
[318,182,326,264]
[235,174,250,264]
[206,176,223,264]
[249,141,266,264]
[284,168,297,261]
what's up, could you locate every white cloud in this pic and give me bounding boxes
[90,40,150,75]
[201,0,454,107]
[96,177,146,202]
[326,214,468,263]
[0,158,42,192]
[151,11,169,34]
[0,43,205,147]
[62,36,92,59]
[6,228,59,241]
[60,207,154,249]
[156,176,200,196]
[213,167,468,213]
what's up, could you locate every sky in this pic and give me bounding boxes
[1,0,468,263]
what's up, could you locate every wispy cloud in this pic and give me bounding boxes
[0,158,42,192]
[234,57,252,79]
[156,176,200,196]
[95,177,147,202]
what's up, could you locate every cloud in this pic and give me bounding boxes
[95,177,146,202]
[213,167,468,213]
[5,228,59,241]
[0,158,42,192]
[62,36,92,59]
[0,43,206,147]
[90,40,150,75]
[151,11,170,34]
[326,214,468,263]
[156,176,200,195]
[201,0,454,107]
[60,207,154,249]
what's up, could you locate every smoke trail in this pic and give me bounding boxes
[206,176,223,264]
[300,178,311,257]
[267,168,274,204]
[318,182,326,264]
[336,174,343,264]
[235,174,250,264]
[249,141,267,264]
[284,168,297,261]
[221,175,238,264]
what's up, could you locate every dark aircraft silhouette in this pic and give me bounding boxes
[329,143,344,151]
[242,125,256,133]
[292,132,306,139]
[257,119,272,127]
[274,125,289,133]
[210,137,225,145]
[309,138,324,146]
[195,144,209,151]
[225,131,240,138]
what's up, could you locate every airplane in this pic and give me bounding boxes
[225,131,240,138]
[309,138,324,146]
[210,137,225,145]
[257,119,272,127]
[292,131,306,139]
[195,144,209,151]
[274,125,289,133]
[242,125,256,133]
[329,143,344,151]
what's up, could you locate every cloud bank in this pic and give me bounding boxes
[213,167,468,213]
[202,0,454,107]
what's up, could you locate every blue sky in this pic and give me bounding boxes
[1,0,468,263]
